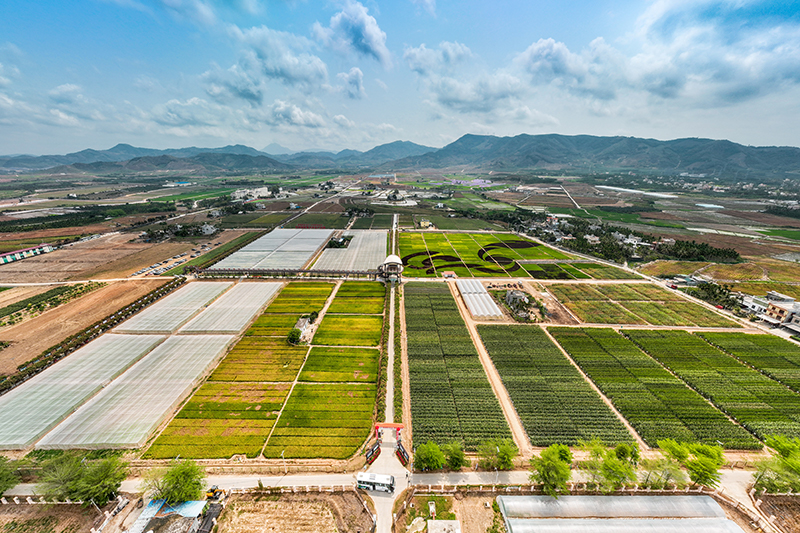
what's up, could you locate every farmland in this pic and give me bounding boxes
[148,280,381,459]
[326,281,386,314]
[311,231,387,272]
[699,332,800,394]
[478,325,632,446]
[405,282,511,449]
[549,283,738,327]
[625,330,800,440]
[550,328,760,449]
[210,229,333,271]
[313,282,385,346]
[398,231,634,279]
[284,213,349,229]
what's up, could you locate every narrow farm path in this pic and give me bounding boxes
[400,283,412,446]
[384,285,395,423]
[539,325,649,450]
[446,280,534,458]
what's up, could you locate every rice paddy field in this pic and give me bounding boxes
[549,283,739,327]
[398,232,634,279]
[147,280,383,459]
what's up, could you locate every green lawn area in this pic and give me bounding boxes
[313,315,383,346]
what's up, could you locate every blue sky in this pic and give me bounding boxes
[1,0,800,154]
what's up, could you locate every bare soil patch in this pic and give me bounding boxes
[452,494,495,533]
[217,492,372,533]
[0,224,114,241]
[638,260,709,277]
[0,278,167,375]
[761,495,800,533]
[0,503,102,533]
[725,210,800,228]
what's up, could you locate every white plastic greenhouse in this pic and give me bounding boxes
[312,230,387,271]
[497,496,744,533]
[37,334,234,449]
[211,229,333,270]
[179,281,281,333]
[456,279,503,318]
[0,334,165,449]
[114,281,232,333]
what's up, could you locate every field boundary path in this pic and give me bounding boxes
[446,280,534,457]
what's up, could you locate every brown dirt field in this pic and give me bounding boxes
[310,201,346,213]
[0,224,114,242]
[724,210,800,228]
[638,260,710,277]
[754,257,800,283]
[217,492,372,533]
[761,495,800,533]
[0,278,167,375]
[701,262,767,281]
[76,229,248,280]
[453,494,495,533]
[648,230,796,256]
[0,503,102,533]
[0,285,52,307]
[519,195,576,208]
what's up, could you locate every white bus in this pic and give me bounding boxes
[356,472,395,493]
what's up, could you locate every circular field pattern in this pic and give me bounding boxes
[401,239,539,275]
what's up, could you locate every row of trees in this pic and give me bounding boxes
[530,439,726,497]
[0,454,205,507]
[414,439,519,471]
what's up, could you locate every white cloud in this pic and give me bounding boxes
[333,114,356,128]
[262,100,325,127]
[313,1,392,68]
[337,67,366,99]
[228,25,328,89]
[404,41,472,75]
[410,0,435,16]
[151,97,225,127]
[158,0,216,26]
[204,64,264,104]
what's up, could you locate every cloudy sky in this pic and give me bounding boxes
[1,0,799,155]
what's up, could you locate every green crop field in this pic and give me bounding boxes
[478,325,632,446]
[405,282,511,448]
[284,213,349,229]
[146,383,291,459]
[350,217,374,229]
[699,332,800,394]
[626,330,800,440]
[263,282,333,313]
[210,337,308,382]
[264,383,376,459]
[399,232,576,278]
[550,283,739,327]
[298,347,379,382]
[550,328,760,449]
[327,281,386,314]
[246,213,290,227]
[313,315,383,346]
[246,313,300,336]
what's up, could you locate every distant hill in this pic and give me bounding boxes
[2,139,436,171]
[1,143,270,170]
[50,152,292,174]
[383,133,800,178]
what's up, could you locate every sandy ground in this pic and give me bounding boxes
[217,493,373,533]
[0,278,167,375]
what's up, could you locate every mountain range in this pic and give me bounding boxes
[2,134,799,179]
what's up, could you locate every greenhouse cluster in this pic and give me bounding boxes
[209,229,333,270]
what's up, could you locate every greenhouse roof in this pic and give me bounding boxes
[505,518,744,533]
[497,495,727,519]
